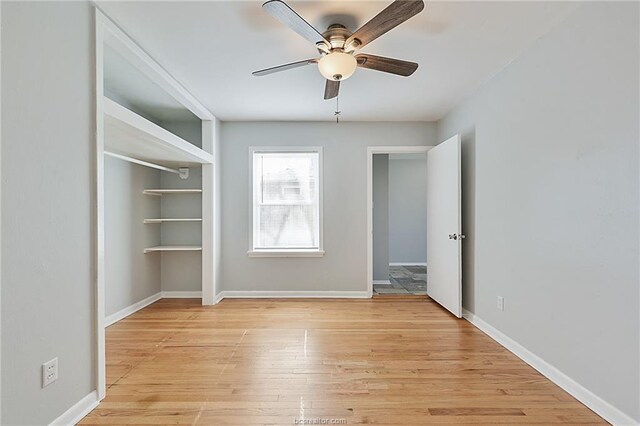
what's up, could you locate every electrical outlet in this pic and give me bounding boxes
[497,296,505,311]
[42,358,58,387]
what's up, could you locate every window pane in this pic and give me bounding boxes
[260,153,316,204]
[258,205,317,248]
[254,152,319,249]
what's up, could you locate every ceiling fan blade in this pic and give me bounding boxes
[252,59,318,76]
[324,79,340,100]
[345,0,424,50]
[263,0,330,48]
[356,54,418,77]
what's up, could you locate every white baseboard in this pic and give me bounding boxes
[49,390,99,426]
[161,291,203,298]
[106,291,202,328]
[105,292,162,327]
[372,280,392,285]
[213,292,225,304]
[219,290,370,299]
[462,309,638,426]
[389,262,427,266]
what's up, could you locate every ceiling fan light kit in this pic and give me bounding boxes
[318,52,357,81]
[253,0,425,103]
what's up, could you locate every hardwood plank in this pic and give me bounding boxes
[80,298,606,425]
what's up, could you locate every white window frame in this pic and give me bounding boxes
[248,146,324,257]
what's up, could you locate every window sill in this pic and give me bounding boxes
[247,250,325,258]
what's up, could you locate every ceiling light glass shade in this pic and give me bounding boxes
[318,52,357,81]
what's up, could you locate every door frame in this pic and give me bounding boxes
[366,146,433,296]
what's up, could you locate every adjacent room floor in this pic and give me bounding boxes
[373,265,427,295]
[81,298,604,425]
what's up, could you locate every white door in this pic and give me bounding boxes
[427,134,462,317]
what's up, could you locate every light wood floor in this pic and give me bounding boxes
[81,298,605,425]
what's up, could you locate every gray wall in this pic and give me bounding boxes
[372,154,389,281]
[1,2,95,424]
[160,167,202,292]
[158,120,202,148]
[388,157,428,264]
[105,157,161,316]
[158,121,203,293]
[220,122,437,292]
[437,2,639,421]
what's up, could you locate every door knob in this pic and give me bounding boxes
[449,233,466,240]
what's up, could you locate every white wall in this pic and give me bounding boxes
[1,2,95,424]
[220,122,437,293]
[372,154,389,281]
[437,3,639,422]
[105,157,161,316]
[388,157,427,264]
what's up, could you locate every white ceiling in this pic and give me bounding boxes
[98,1,577,122]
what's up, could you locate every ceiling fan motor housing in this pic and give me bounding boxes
[323,24,351,50]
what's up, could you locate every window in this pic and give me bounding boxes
[249,148,323,257]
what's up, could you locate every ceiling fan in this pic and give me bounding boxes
[252,0,425,100]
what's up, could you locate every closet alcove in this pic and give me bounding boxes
[95,10,220,398]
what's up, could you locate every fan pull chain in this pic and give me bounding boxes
[334,96,341,123]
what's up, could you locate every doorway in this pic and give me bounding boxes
[367,138,463,317]
[367,146,432,296]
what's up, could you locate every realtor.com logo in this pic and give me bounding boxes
[293,418,347,425]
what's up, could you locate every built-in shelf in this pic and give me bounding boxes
[103,97,213,167]
[143,189,202,196]
[143,245,202,254]
[143,218,202,224]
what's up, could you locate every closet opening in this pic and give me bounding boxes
[95,10,220,401]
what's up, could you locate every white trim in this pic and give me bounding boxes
[248,146,324,254]
[49,391,99,426]
[0,1,3,418]
[0,2,3,419]
[389,262,427,267]
[94,8,107,401]
[103,97,214,166]
[161,291,203,298]
[212,119,223,305]
[462,309,638,426]
[201,120,216,305]
[105,293,162,327]
[219,291,370,299]
[213,292,225,304]
[367,146,433,297]
[372,280,392,285]
[247,249,325,258]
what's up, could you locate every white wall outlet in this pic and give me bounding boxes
[497,296,505,311]
[42,357,58,387]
